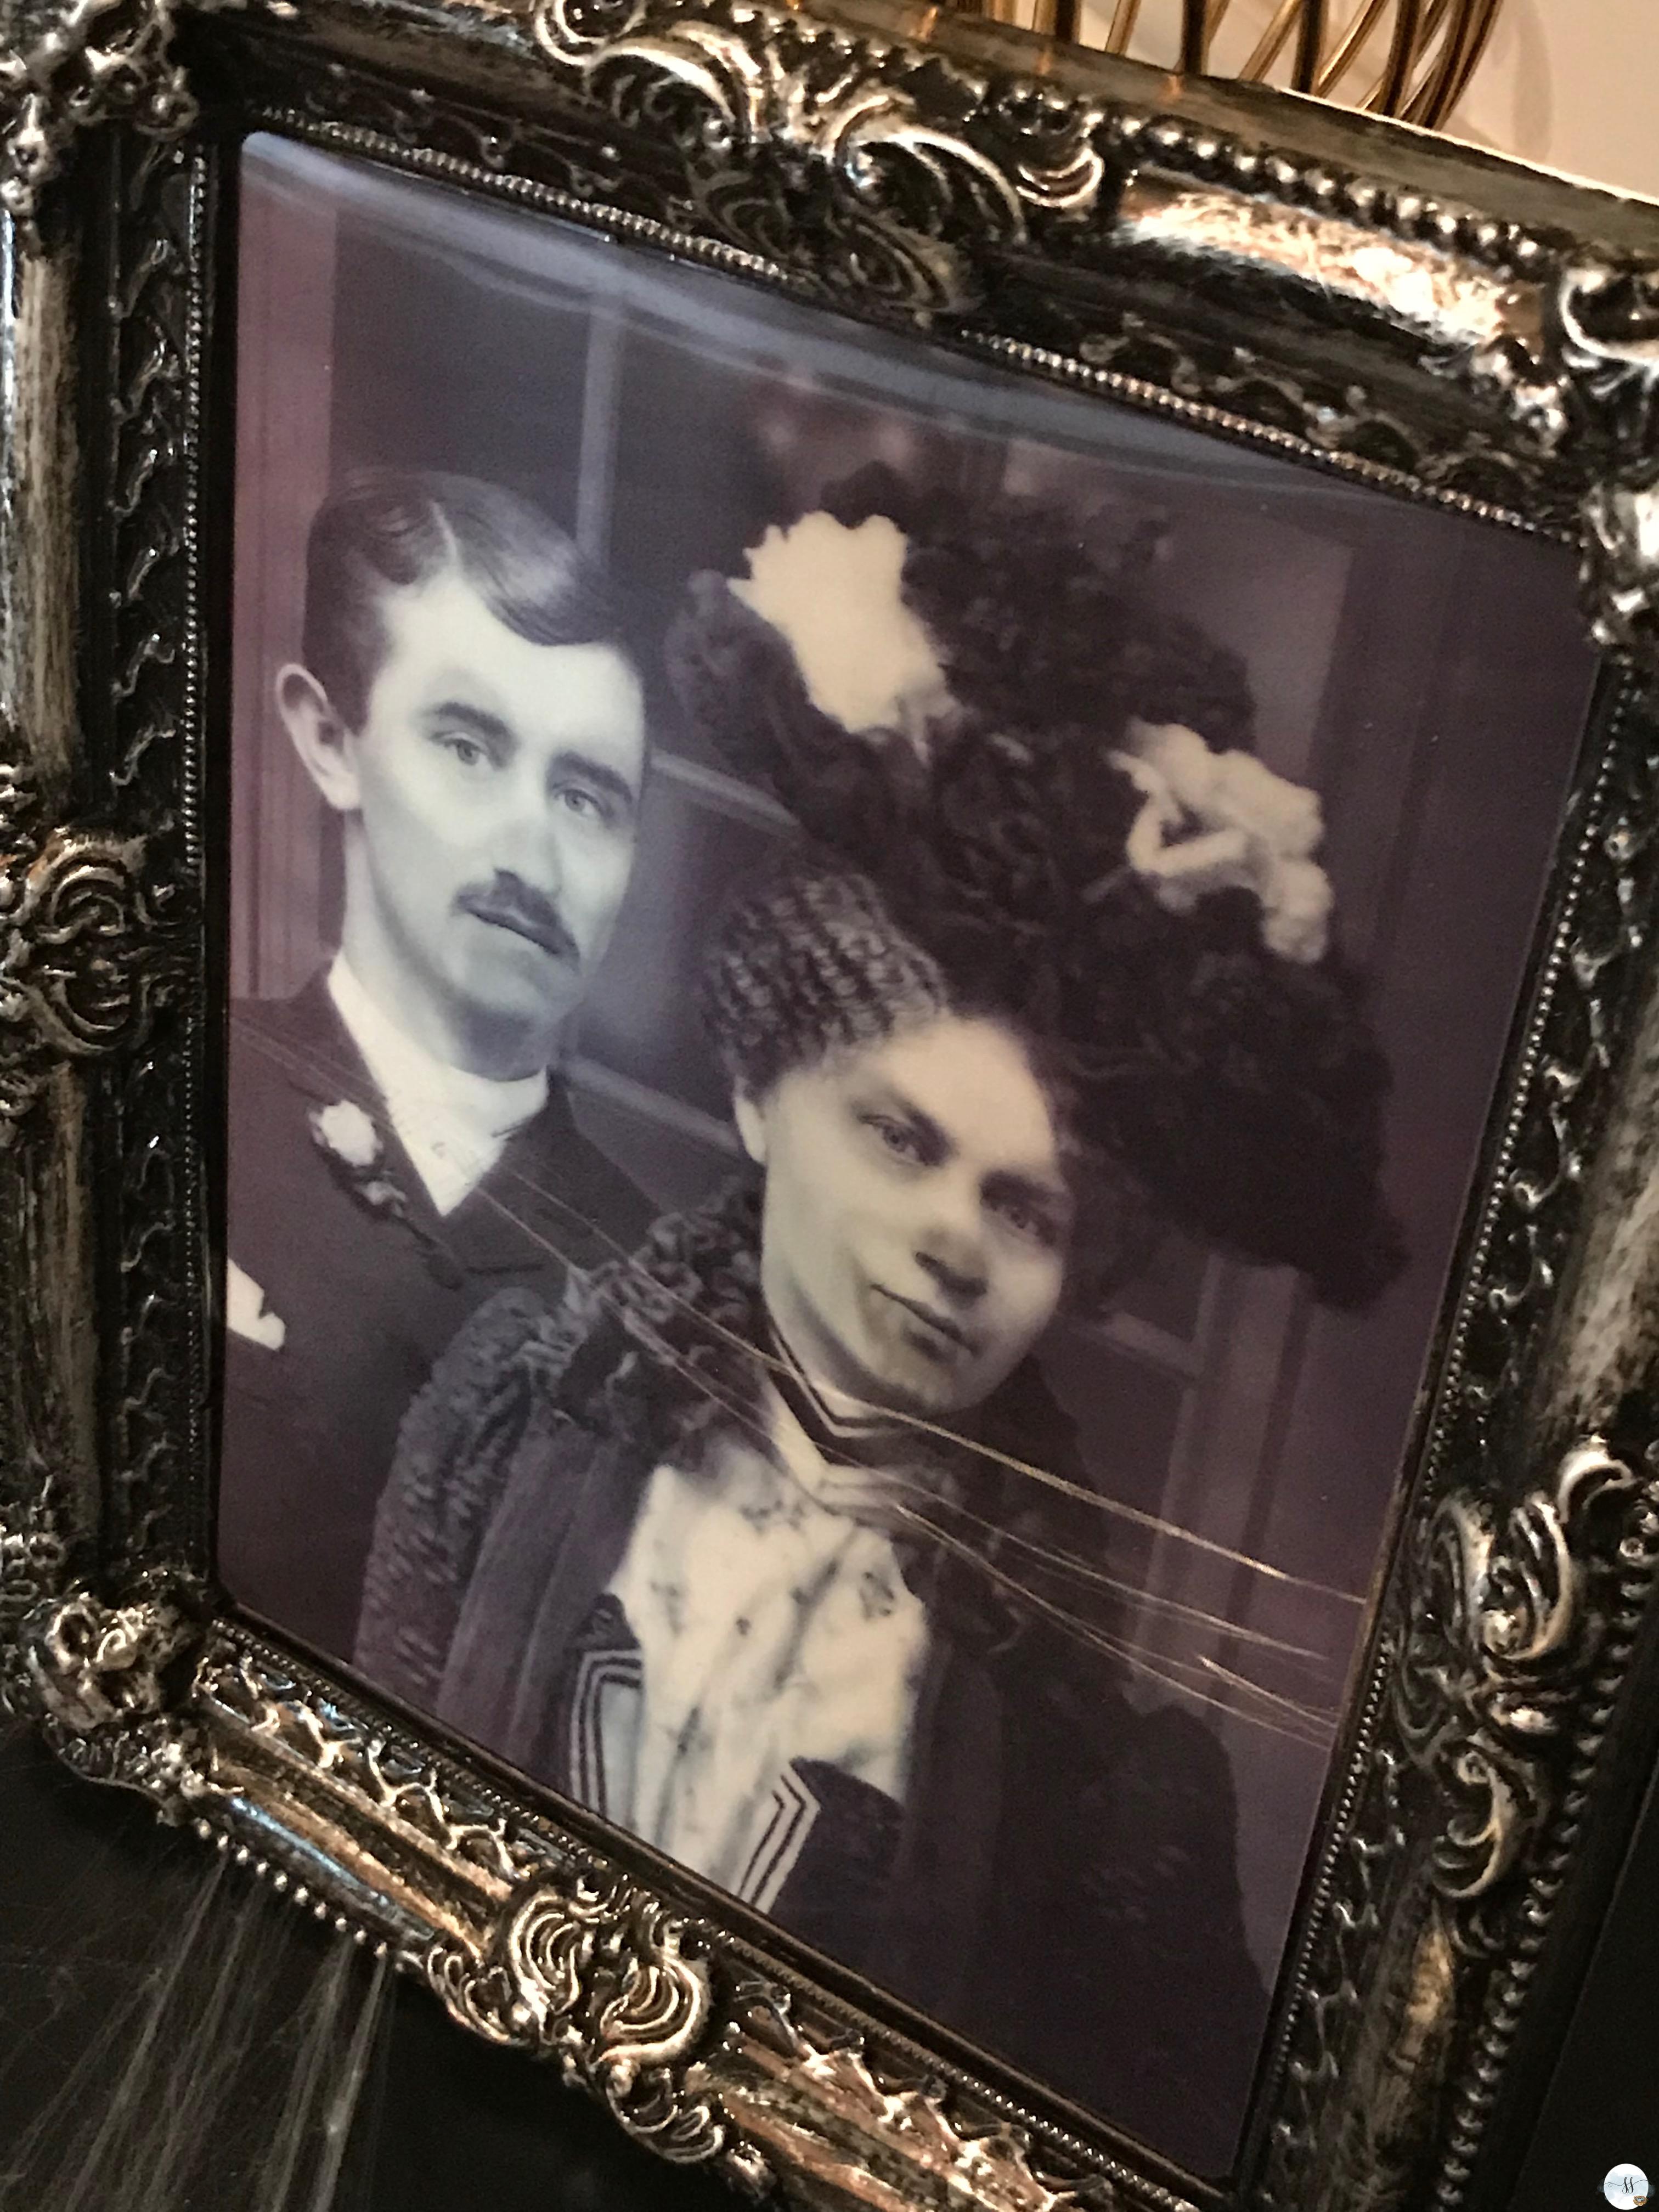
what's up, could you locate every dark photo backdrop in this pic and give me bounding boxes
[230,135,1597,2019]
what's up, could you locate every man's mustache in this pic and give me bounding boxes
[456,875,579,963]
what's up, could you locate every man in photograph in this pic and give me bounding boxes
[219,470,653,1663]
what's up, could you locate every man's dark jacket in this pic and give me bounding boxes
[357,1192,1268,2177]
[219,977,651,1665]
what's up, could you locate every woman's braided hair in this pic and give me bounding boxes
[672,465,1404,1311]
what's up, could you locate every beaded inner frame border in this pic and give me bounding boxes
[4,4,1659,2209]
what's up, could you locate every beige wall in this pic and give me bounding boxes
[1452,0,1659,202]
[1074,0,1659,204]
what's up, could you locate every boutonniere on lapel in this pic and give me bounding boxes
[308,1101,464,1287]
[311,1100,403,1211]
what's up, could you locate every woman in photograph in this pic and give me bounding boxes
[357,472,1403,2169]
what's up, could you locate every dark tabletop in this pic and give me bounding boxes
[0,1726,731,2211]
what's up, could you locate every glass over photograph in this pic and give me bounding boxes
[219,134,1599,2175]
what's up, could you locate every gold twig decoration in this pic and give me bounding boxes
[952,0,1508,127]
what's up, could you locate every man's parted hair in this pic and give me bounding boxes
[302,470,625,731]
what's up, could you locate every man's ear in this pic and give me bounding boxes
[276,664,360,814]
[733,1090,768,1167]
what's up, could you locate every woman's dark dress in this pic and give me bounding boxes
[358,1189,1268,2177]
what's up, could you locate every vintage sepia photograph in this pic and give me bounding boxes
[219,134,1599,2174]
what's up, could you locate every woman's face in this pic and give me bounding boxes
[737,1014,1074,1418]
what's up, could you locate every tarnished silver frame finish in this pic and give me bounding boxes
[4,2,1659,2205]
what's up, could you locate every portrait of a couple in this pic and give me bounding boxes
[218,134,1597,2180]
[220,449,1400,2159]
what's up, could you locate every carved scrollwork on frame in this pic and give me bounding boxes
[0,0,265,245]
[1453,259,1659,664]
[1546,265,1659,666]
[0,1472,71,1651]
[198,1638,754,2182]
[701,1988,1124,2212]
[1583,472,1659,661]
[0,749,191,1141]
[14,1581,199,1730]
[1392,1440,1640,1943]
[529,0,1105,309]
[108,1616,1154,2208]
[1,1573,218,1814]
[1265,1440,1659,2212]
[1557,266,1659,453]
[428,1874,761,2179]
[89,129,214,1575]
[232,8,1618,527]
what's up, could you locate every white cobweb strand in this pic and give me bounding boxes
[0,1854,391,2212]
[256,1944,390,2212]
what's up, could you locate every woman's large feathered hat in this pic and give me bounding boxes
[669,465,1404,1311]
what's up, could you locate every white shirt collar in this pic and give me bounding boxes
[326,955,548,1216]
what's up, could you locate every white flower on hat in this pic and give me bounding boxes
[732,512,950,752]
[311,1098,382,1171]
[1111,718,1334,964]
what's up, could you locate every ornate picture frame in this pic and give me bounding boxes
[4,1,1659,2206]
